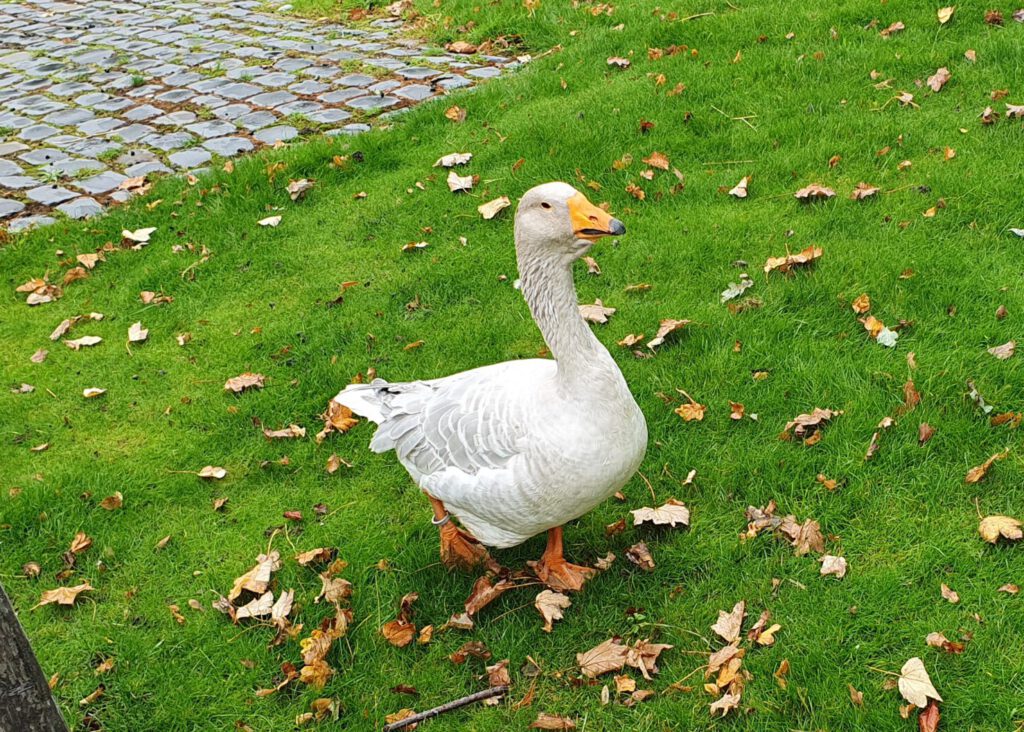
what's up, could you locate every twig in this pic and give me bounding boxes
[382,686,510,731]
[679,11,715,22]
[701,159,755,165]
[867,665,900,677]
[637,470,657,502]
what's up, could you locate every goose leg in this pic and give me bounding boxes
[531,526,596,592]
[425,493,489,571]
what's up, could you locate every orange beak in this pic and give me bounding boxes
[568,192,626,241]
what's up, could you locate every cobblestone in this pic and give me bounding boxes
[0,0,513,230]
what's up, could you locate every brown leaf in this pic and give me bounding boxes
[445,40,478,54]
[852,293,872,313]
[607,56,630,68]
[535,590,571,632]
[631,498,690,527]
[879,21,905,37]
[642,151,670,170]
[229,550,282,601]
[919,699,941,732]
[820,555,847,578]
[296,547,335,566]
[794,184,836,202]
[625,542,655,571]
[985,9,1003,24]
[965,449,1009,483]
[464,575,516,616]
[316,400,360,443]
[444,105,466,123]
[927,67,951,93]
[710,691,741,717]
[925,632,964,654]
[646,319,690,349]
[937,6,955,24]
[478,196,511,220]
[579,299,615,324]
[899,657,942,708]
[35,582,93,608]
[764,245,823,275]
[65,335,102,350]
[224,373,265,393]
[997,583,1019,595]
[978,515,1023,543]
[286,178,315,201]
[675,393,706,422]
[848,684,864,706]
[987,340,1015,360]
[902,380,922,412]
[711,602,746,643]
[263,424,306,440]
[728,176,750,198]
[577,638,629,678]
[530,712,577,729]
[774,659,790,689]
[781,408,842,442]
[197,465,227,480]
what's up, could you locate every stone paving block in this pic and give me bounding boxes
[249,90,296,108]
[319,88,362,104]
[190,78,233,93]
[117,149,159,166]
[168,148,212,168]
[19,124,60,142]
[276,100,322,116]
[467,66,501,79]
[288,79,329,95]
[43,108,95,126]
[236,110,277,130]
[252,72,294,88]
[0,175,39,189]
[192,95,230,109]
[185,120,237,138]
[219,82,262,100]
[395,84,434,101]
[0,198,27,218]
[435,74,472,91]
[143,131,196,151]
[0,159,24,176]
[57,196,104,219]
[213,103,252,121]
[203,136,253,156]
[346,95,399,110]
[336,73,375,87]
[253,125,297,144]
[73,171,128,195]
[274,57,311,72]
[19,148,69,165]
[112,123,157,143]
[78,117,125,135]
[27,184,78,205]
[152,110,198,126]
[395,66,440,80]
[0,141,31,157]
[68,139,121,158]
[46,158,105,176]
[306,108,351,124]
[8,215,56,232]
[123,104,163,121]
[125,160,173,177]
[92,97,135,112]
[154,88,195,104]
[127,84,164,98]
[367,80,401,94]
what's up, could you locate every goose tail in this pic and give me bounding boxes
[332,379,389,425]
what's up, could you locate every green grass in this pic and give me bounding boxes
[3,1,1024,730]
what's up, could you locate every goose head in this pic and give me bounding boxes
[514,182,625,263]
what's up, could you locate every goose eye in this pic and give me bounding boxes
[541,202,552,210]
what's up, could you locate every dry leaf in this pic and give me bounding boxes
[781,407,842,442]
[625,542,655,571]
[937,6,955,24]
[898,657,942,708]
[764,245,823,275]
[65,336,102,350]
[794,183,836,202]
[224,373,265,393]
[965,449,1009,483]
[535,590,571,632]
[711,602,746,643]
[445,40,478,54]
[879,21,905,38]
[925,632,964,654]
[316,400,360,443]
[849,684,864,706]
[850,183,879,201]
[128,322,148,343]
[229,551,282,601]
[710,691,741,717]
[728,176,749,198]
[258,215,282,227]
[198,465,227,480]
[263,424,306,440]
[631,498,690,527]
[675,393,706,422]
[478,196,511,220]
[99,492,123,510]
[997,583,1019,594]
[35,582,93,608]
[775,659,790,689]
[642,151,670,170]
[720,274,754,303]
[445,105,466,123]
[988,340,1015,360]
[820,555,847,578]
[579,299,615,324]
[122,227,156,243]
[446,170,474,193]
[530,713,576,730]
[577,638,629,678]
[646,319,690,349]
[434,152,472,168]
[286,179,314,201]
[927,67,951,93]
[607,56,630,68]
[978,515,1022,543]
[919,423,935,444]
[82,387,106,399]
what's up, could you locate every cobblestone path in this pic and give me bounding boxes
[0,0,513,232]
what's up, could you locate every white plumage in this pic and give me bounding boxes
[334,182,647,558]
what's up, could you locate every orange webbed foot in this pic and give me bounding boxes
[439,520,490,571]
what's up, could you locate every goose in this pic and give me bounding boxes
[334,182,648,591]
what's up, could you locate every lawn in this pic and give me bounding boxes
[2,0,1024,730]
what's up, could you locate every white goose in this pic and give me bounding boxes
[335,182,647,591]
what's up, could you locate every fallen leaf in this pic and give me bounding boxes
[228,550,282,601]
[140,290,172,305]
[579,299,615,324]
[879,21,905,38]
[794,183,836,202]
[997,583,1019,594]
[535,590,571,632]
[224,373,265,393]
[31,349,48,363]
[198,466,227,480]
[643,317,692,350]
[710,691,741,717]
[850,183,880,201]
[642,151,670,170]
[927,67,951,92]
[925,632,964,654]
[445,40,478,54]
[631,498,690,527]
[445,105,466,123]
[446,170,474,192]
[286,179,315,201]
[577,638,629,678]
[530,712,576,729]
[978,515,1022,543]
[775,659,790,689]
[920,699,941,732]
[65,336,102,350]
[122,227,156,243]
[988,340,1015,360]
[258,215,282,227]
[965,449,1009,483]
[478,196,511,220]
[728,176,750,198]
[262,424,306,440]
[898,657,942,708]
[434,152,472,168]
[607,56,630,68]
[316,400,359,443]
[985,9,1003,24]
[720,274,754,303]
[937,6,955,24]
[764,246,823,275]
[625,542,655,571]
[919,423,935,444]
[820,555,847,578]
[711,601,746,643]
[99,492,123,510]
[127,322,148,343]
[781,408,842,442]
[35,582,93,608]
[849,684,864,706]
[82,387,106,398]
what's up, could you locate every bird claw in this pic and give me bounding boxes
[439,521,489,571]
[531,555,596,593]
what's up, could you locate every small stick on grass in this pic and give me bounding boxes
[382,685,509,731]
